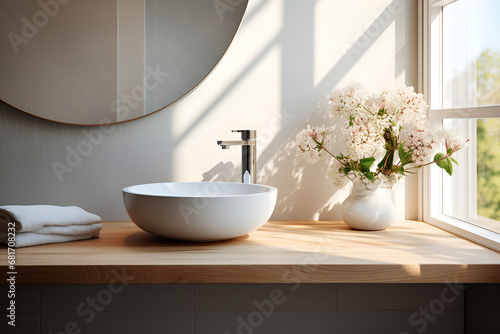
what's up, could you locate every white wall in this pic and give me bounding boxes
[0,0,419,221]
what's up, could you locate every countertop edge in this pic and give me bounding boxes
[3,264,500,284]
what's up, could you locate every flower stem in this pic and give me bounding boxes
[418,153,450,168]
[391,154,413,174]
[400,153,452,172]
[318,144,348,168]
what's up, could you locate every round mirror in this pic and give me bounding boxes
[0,0,248,125]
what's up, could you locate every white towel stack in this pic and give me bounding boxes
[0,205,102,248]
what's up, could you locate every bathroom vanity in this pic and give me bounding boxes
[1,221,499,333]
[3,220,499,284]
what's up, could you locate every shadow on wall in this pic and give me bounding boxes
[0,0,412,221]
[258,101,347,221]
[200,0,408,220]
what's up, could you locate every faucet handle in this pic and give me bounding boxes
[232,129,256,140]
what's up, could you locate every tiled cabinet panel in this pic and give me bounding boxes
[41,284,194,312]
[195,284,337,311]
[2,284,498,334]
[42,312,194,334]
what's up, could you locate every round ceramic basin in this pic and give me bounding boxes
[122,182,278,242]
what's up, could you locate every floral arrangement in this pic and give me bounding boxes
[296,83,469,189]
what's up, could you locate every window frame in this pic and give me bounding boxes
[419,0,500,252]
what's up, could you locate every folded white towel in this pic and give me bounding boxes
[30,223,102,236]
[0,205,102,232]
[5,232,101,248]
[0,205,102,248]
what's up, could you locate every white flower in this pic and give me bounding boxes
[380,173,403,188]
[439,128,469,153]
[364,94,387,116]
[296,126,330,164]
[328,82,367,119]
[343,115,385,160]
[379,86,427,128]
[328,161,350,189]
[345,170,402,189]
[295,83,466,186]
[347,170,357,180]
[399,121,438,165]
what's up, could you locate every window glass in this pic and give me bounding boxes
[442,0,500,108]
[477,119,500,224]
[426,0,500,243]
[441,118,500,234]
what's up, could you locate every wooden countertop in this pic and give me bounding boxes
[1,221,500,284]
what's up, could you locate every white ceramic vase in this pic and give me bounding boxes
[341,179,397,230]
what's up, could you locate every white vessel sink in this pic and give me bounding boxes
[122,182,278,242]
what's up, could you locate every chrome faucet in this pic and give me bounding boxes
[217,130,257,184]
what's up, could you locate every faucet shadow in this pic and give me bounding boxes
[199,0,409,220]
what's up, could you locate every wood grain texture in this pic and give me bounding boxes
[1,221,500,284]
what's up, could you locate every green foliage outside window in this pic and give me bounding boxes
[477,49,500,220]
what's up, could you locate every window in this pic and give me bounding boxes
[421,0,500,251]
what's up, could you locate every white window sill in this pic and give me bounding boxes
[425,215,500,253]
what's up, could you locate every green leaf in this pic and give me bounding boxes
[378,150,395,170]
[360,157,375,173]
[364,171,375,180]
[378,156,386,169]
[445,157,453,175]
[434,153,453,176]
[398,143,413,166]
[314,138,325,152]
[393,168,405,175]
[349,115,355,126]
[398,143,405,160]
[450,157,459,165]
[434,152,445,162]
